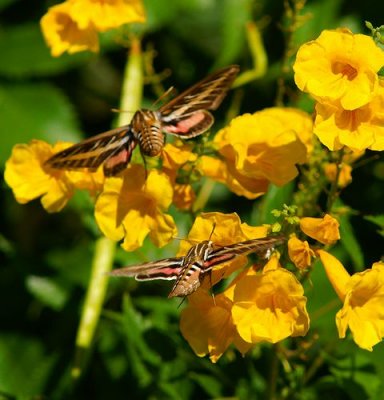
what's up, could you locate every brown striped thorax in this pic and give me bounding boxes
[45,65,240,177]
[168,240,214,298]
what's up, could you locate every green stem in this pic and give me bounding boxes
[192,178,216,213]
[233,22,268,87]
[72,236,116,379]
[118,38,144,125]
[71,37,144,380]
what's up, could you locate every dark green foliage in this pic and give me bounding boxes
[1,0,384,399]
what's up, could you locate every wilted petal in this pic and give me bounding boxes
[300,214,340,244]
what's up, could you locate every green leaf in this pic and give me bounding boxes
[0,23,91,78]
[364,214,384,237]
[0,0,18,12]
[0,333,57,398]
[213,0,252,67]
[251,183,294,225]
[190,373,222,397]
[119,295,162,387]
[143,0,181,31]
[330,351,382,400]
[339,210,364,271]
[25,275,69,310]
[0,83,82,165]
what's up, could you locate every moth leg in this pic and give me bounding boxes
[207,270,216,306]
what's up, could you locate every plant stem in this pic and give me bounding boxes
[71,37,143,380]
[72,236,116,379]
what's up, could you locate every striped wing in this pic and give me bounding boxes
[160,65,239,138]
[109,257,184,281]
[204,235,286,268]
[45,125,137,177]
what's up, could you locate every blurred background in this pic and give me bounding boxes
[1,0,384,398]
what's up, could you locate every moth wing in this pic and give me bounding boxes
[159,65,239,121]
[45,125,134,175]
[205,235,286,267]
[162,110,214,139]
[109,257,184,281]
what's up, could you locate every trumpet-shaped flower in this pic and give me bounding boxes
[70,0,146,32]
[5,140,103,212]
[40,1,99,57]
[288,236,315,270]
[300,214,340,245]
[318,250,384,351]
[40,0,146,57]
[294,29,384,110]
[232,256,310,343]
[161,143,197,210]
[180,289,251,363]
[95,164,177,251]
[198,155,269,199]
[314,85,384,151]
[200,108,309,199]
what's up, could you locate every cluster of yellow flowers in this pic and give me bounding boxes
[294,28,384,152]
[4,0,384,363]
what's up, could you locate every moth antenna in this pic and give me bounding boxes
[111,108,135,114]
[152,86,176,108]
[208,222,217,241]
[171,236,202,245]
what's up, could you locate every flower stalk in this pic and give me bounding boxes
[71,37,144,379]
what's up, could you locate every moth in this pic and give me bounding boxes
[45,65,240,177]
[109,234,286,298]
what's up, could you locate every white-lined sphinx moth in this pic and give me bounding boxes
[109,234,286,298]
[45,65,240,177]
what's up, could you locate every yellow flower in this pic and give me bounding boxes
[180,289,251,363]
[198,155,268,200]
[40,1,99,57]
[231,256,310,343]
[70,0,146,32]
[94,164,177,251]
[5,140,72,212]
[288,236,315,270]
[319,250,384,351]
[162,143,197,175]
[294,28,384,110]
[314,85,384,151]
[323,162,352,188]
[40,0,145,57]
[179,212,270,288]
[172,183,196,210]
[5,140,105,212]
[161,143,197,210]
[202,109,309,199]
[300,214,340,244]
[317,250,350,301]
